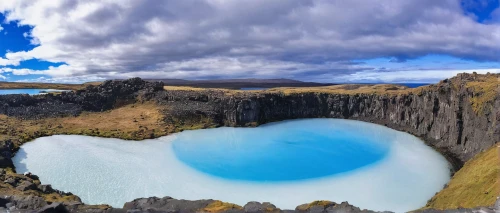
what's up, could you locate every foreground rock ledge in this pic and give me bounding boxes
[1,195,499,213]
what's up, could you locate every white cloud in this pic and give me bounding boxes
[0,0,499,82]
[335,68,500,83]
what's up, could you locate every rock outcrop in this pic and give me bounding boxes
[0,195,387,213]
[0,78,164,119]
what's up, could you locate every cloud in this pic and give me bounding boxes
[0,0,499,82]
[0,25,3,32]
[336,68,500,83]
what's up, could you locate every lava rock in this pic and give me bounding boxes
[38,184,55,193]
[4,177,17,186]
[13,195,48,210]
[244,202,279,212]
[16,181,37,191]
[37,202,67,213]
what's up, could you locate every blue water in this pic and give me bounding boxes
[0,89,69,95]
[172,119,391,181]
[13,119,451,212]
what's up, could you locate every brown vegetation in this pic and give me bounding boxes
[201,201,243,213]
[0,103,178,147]
[465,75,500,114]
[0,82,99,90]
[421,144,500,210]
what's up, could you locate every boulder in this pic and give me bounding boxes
[4,177,17,186]
[38,184,55,193]
[16,181,37,191]
[37,202,67,213]
[13,195,48,210]
[244,202,279,212]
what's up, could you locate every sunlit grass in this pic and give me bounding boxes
[421,143,500,210]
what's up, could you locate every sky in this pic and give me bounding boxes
[0,0,499,83]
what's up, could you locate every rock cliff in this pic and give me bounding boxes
[156,73,500,167]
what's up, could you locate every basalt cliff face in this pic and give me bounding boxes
[157,73,500,167]
[0,73,499,212]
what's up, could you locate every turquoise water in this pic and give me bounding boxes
[13,119,451,212]
[172,119,390,181]
[0,89,69,95]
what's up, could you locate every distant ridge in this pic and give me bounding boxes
[145,78,333,89]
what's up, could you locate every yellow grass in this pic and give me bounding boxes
[201,201,243,213]
[466,76,500,114]
[163,86,208,91]
[265,84,424,95]
[0,103,172,144]
[421,144,500,210]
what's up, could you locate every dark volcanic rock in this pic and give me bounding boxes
[61,78,164,111]
[37,184,55,193]
[123,197,214,213]
[119,197,387,213]
[244,201,279,212]
[11,195,48,210]
[0,94,83,119]
[0,140,14,168]
[16,180,37,191]
[0,78,164,119]
[37,202,68,213]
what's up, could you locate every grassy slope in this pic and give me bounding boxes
[422,144,500,209]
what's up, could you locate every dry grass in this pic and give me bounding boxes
[466,76,500,115]
[163,86,245,95]
[0,102,176,146]
[295,200,334,211]
[164,84,425,96]
[265,84,423,95]
[421,144,500,210]
[163,86,209,91]
[201,200,243,213]
[0,82,99,90]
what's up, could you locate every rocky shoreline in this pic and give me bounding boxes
[1,73,499,212]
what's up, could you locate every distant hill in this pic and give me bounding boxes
[146,78,333,89]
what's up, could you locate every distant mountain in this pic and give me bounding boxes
[146,78,333,89]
